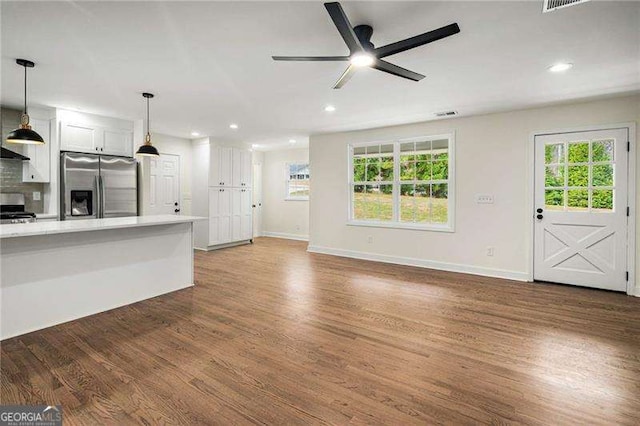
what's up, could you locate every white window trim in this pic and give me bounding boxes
[347,133,455,232]
[285,162,310,201]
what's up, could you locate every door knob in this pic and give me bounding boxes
[175,209,180,213]
[536,214,543,220]
[536,208,543,213]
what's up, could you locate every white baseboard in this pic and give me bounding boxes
[307,245,530,282]
[262,231,309,242]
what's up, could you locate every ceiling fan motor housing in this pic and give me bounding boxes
[354,25,374,50]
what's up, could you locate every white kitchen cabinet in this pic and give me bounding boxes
[210,146,233,187]
[60,121,133,157]
[241,188,253,241]
[22,118,51,183]
[232,147,252,188]
[208,187,232,246]
[103,129,133,157]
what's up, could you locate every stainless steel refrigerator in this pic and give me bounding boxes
[60,152,138,220]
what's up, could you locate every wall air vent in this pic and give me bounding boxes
[434,111,457,117]
[543,0,590,13]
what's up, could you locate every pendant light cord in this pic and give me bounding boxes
[23,64,28,115]
[146,96,150,136]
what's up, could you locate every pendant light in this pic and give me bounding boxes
[136,92,160,157]
[6,59,44,145]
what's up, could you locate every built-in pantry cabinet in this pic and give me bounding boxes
[192,139,253,250]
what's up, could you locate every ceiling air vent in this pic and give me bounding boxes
[434,111,457,117]
[543,0,590,13]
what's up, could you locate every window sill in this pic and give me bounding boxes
[347,220,454,232]
[285,197,309,201]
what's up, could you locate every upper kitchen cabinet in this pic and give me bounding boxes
[232,147,252,188]
[210,145,233,186]
[58,109,134,157]
[22,118,52,183]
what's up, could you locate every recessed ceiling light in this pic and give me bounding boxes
[229,123,239,129]
[251,144,260,148]
[191,131,200,137]
[289,139,296,144]
[324,105,336,112]
[548,63,573,73]
[350,53,375,67]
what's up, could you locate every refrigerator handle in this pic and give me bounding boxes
[95,175,101,219]
[99,175,106,218]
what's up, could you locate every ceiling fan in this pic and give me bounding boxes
[272,2,460,89]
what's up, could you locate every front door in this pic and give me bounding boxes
[148,154,180,215]
[534,128,629,291]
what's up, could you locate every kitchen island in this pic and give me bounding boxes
[0,215,205,340]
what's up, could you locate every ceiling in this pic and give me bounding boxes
[1,1,639,149]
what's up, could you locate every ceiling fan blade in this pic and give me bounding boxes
[372,60,425,81]
[324,2,363,53]
[333,65,356,89]
[374,23,460,58]
[272,56,349,61]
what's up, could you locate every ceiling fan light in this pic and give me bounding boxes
[350,53,375,67]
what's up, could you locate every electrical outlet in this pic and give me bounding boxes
[486,246,494,257]
[32,191,41,201]
[367,235,374,244]
[476,194,494,204]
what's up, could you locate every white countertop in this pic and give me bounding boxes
[35,213,58,219]
[0,215,205,239]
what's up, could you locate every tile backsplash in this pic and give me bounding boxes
[0,160,45,213]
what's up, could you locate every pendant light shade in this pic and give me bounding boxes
[6,59,44,145]
[136,92,160,157]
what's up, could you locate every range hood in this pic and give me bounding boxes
[1,147,30,161]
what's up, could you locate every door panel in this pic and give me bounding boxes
[148,154,180,215]
[100,156,137,218]
[61,153,99,220]
[533,128,629,291]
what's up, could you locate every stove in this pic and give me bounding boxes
[0,193,37,224]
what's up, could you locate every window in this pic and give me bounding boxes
[544,138,614,212]
[349,134,454,231]
[286,163,310,200]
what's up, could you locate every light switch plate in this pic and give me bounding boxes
[33,191,41,201]
[476,194,494,204]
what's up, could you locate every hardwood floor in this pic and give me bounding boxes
[2,237,639,425]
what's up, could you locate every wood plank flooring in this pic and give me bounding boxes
[2,237,639,425]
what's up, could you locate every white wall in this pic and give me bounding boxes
[139,133,193,215]
[262,147,309,240]
[309,94,640,293]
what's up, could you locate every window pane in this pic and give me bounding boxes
[545,165,565,187]
[415,161,432,181]
[545,143,565,164]
[289,180,309,197]
[380,144,394,155]
[353,157,365,182]
[568,142,589,163]
[353,146,366,156]
[592,140,614,162]
[366,145,380,155]
[366,158,380,181]
[400,142,415,162]
[431,161,448,180]
[376,184,393,221]
[567,165,588,187]
[415,141,431,161]
[567,189,588,211]
[400,161,415,180]
[431,184,448,223]
[545,189,564,210]
[592,189,613,211]
[400,184,415,222]
[592,164,613,187]
[380,156,394,181]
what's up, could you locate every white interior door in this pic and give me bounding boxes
[253,163,263,237]
[148,154,180,215]
[534,128,629,291]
